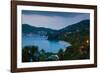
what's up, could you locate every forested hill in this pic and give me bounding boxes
[22,24,57,35]
[59,20,89,33]
[22,20,90,37]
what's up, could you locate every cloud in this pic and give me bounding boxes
[22,11,90,30]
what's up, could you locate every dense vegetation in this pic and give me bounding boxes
[22,20,90,62]
[56,20,90,60]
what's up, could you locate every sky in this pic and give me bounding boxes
[22,10,90,30]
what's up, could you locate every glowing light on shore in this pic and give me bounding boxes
[86,40,89,43]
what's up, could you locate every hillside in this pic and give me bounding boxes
[22,20,90,40]
[22,24,57,36]
[22,19,90,62]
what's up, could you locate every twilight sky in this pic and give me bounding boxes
[22,10,90,30]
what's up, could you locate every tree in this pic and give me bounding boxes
[39,49,47,61]
[22,46,30,62]
[22,46,39,62]
[63,46,74,60]
[57,49,64,60]
[40,49,45,54]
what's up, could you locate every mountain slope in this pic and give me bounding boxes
[22,19,90,39]
[59,20,90,33]
[22,24,57,35]
[22,20,89,34]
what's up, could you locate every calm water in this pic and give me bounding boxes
[22,35,71,53]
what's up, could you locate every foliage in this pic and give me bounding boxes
[57,49,64,60]
[22,46,39,62]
